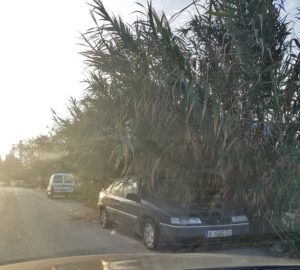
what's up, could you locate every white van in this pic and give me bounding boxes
[47,173,75,199]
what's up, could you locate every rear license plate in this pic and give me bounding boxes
[206,229,232,238]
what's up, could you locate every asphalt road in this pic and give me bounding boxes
[0,186,281,265]
[0,187,149,265]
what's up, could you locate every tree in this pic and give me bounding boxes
[0,154,23,182]
[14,0,300,244]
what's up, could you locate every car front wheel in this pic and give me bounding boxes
[99,207,111,228]
[142,219,159,250]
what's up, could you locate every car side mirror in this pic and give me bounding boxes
[126,193,140,202]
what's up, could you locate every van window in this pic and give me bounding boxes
[125,182,138,195]
[53,175,63,184]
[64,174,74,184]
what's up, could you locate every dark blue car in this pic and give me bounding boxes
[97,179,249,250]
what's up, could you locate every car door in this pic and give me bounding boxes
[105,181,125,223]
[120,181,140,226]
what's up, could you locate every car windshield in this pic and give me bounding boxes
[53,175,63,184]
[64,175,74,184]
[0,0,300,267]
[154,184,216,207]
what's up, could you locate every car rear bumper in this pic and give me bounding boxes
[48,188,74,193]
[159,222,249,243]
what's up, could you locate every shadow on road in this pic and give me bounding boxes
[102,224,276,256]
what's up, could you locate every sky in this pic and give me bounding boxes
[0,0,299,158]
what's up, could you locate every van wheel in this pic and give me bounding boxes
[142,219,159,250]
[49,190,54,200]
[99,207,111,228]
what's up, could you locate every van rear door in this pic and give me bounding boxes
[63,174,74,185]
[52,175,64,192]
[63,174,75,192]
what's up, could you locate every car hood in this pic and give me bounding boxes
[145,198,225,217]
[0,253,299,270]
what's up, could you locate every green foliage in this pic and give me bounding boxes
[0,154,23,182]
[51,0,300,213]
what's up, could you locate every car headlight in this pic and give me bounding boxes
[171,217,202,225]
[231,215,248,223]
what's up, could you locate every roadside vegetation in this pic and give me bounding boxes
[1,0,300,254]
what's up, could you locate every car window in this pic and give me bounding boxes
[110,182,125,197]
[125,181,138,195]
[53,175,63,184]
[64,174,74,184]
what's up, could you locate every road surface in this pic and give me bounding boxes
[0,187,148,265]
[0,186,281,265]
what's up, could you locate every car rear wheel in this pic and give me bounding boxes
[49,187,55,199]
[47,189,54,199]
[142,219,159,250]
[99,207,111,228]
